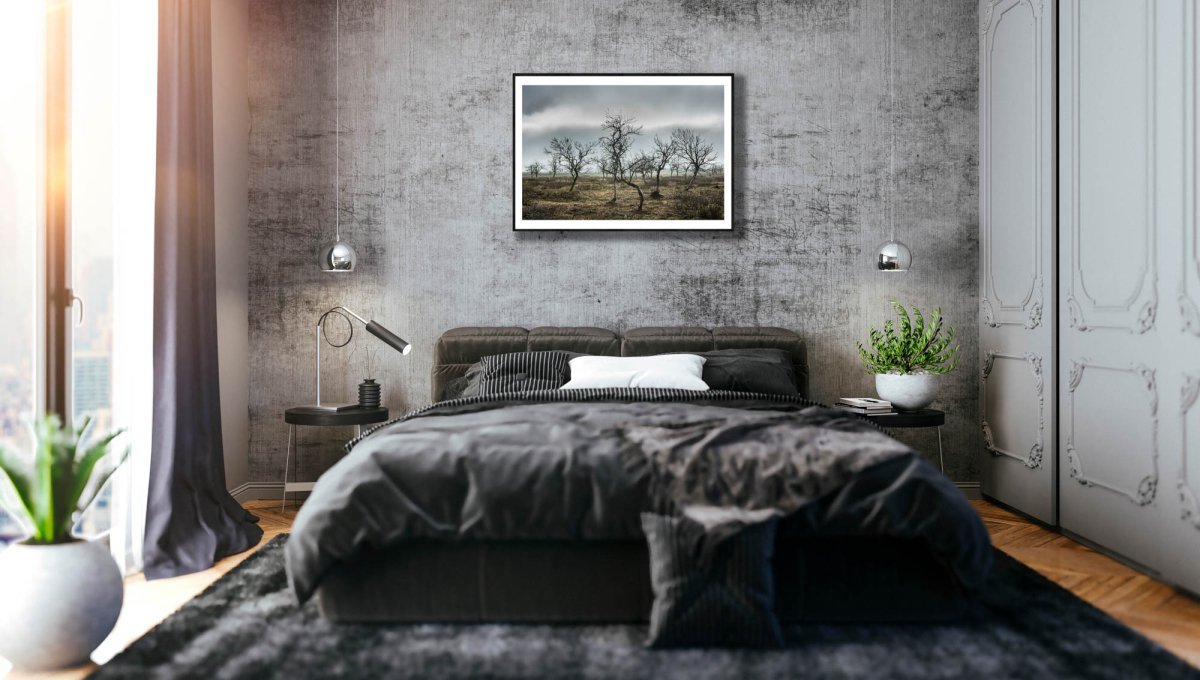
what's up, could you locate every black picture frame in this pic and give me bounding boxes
[512,73,735,232]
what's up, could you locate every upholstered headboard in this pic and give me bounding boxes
[431,326,808,402]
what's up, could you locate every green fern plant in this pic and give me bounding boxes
[0,415,127,544]
[857,301,960,375]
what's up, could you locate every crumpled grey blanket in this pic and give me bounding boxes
[284,389,992,603]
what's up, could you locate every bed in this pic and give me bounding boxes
[285,326,992,625]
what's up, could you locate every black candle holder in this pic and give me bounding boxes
[357,379,381,409]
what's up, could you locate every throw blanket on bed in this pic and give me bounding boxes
[285,389,992,603]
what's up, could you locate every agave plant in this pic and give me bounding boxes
[0,415,127,544]
[857,301,959,375]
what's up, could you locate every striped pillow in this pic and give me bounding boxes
[641,511,784,649]
[473,351,572,396]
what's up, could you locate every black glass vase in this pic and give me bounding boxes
[357,379,381,409]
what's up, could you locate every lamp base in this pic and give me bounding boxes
[304,403,362,413]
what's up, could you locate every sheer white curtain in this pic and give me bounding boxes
[0,1,156,581]
[102,0,158,577]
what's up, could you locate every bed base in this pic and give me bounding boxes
[316,536,968,624]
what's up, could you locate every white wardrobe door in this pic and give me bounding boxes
[979,0,1056,523]
[1058,0,1195,584]
[1165,0,1200,595]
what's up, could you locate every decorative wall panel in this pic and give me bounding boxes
[1180,373,1200,528]
[980,0,1044,330]
[1064,0,1158,335]
[1183,1,1200,337]
[981,351,1044,469]
[978,0,1055,523]
[1065,360,1158,506]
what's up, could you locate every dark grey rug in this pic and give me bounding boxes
[91,535,1198,680]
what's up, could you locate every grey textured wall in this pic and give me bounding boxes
[247,0,980,485]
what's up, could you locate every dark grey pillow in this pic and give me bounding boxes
[698,348,799,396]
[471,351,572,396]
[641,511,783,649]
[443,363,484,400]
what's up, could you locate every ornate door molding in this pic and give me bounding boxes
[981,351,1045,469]
[1065,360,1159,506]
[1063,0,1159,335]
[980,0,1045,330]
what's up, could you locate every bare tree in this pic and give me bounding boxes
[599,112,643,207]
[634,151,654,183]
[543,146,560,177]
[620,154,654,212]
[649,135,678,198]
[527,161,543,177]
[671,128,717,189]
[548,136,596,192]
[707,163,724,177]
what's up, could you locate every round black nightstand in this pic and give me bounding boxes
[864,408,946,473]
[281,406,390,510]
[284,406,390,428]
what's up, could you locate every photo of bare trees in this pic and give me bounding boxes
[514,75,732,230]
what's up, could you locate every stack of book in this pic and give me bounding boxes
[835,397,894,415]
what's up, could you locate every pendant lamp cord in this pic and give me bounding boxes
[888,0,896,242]
[334,0,341,242]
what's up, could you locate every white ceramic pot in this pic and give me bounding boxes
[875,372,940,411]
[0,539,123,671]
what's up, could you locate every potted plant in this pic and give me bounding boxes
[0,415,127,671]
[857,302,959,411]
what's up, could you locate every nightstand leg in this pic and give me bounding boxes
[937,425,945,475]
[282,424,294,513]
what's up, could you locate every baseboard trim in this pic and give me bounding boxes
[955,482,982,500]
[230,482,310,503]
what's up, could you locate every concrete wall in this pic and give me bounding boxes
[212,0,250,492]
[247,0,980,486]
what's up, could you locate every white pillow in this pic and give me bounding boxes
[561,354,710,391]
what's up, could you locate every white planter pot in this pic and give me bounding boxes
[0,539,123,671]
[875,372,940,411]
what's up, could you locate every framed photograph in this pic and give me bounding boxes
[513,73,734,231]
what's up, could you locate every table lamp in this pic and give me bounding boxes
[311,306,411,412]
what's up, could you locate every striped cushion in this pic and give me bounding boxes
[472,351,572,396]
[641,512,784,649]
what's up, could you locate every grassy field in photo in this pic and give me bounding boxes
[521,175,724,221]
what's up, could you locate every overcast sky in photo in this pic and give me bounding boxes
[520,84,725,171]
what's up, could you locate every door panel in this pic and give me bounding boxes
[1064,0,1157,333]
[1058,0,1199,586]
[1162,0,1200,594]
[979,0,1056,523]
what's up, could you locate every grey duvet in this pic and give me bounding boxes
[285,389,992,603]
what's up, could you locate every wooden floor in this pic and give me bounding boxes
[6,499,1199,678]
[978,500,1200,668]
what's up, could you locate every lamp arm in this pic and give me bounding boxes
[314,306,411,406]
[315,306,364,406]
[326,305,367,325]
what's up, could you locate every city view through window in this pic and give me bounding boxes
[0,3,41,542]
[0,4,116,544]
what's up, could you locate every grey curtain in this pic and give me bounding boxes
[144,0,262,579]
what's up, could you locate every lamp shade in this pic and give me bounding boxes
[319,239,357,272]
[365,320,412,356]
[876,239,912,272]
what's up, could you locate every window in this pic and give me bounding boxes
[0,2,44,543]
[0,1,156,551]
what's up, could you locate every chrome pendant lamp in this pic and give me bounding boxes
[876,0,912,272]
[319,0,357,272]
